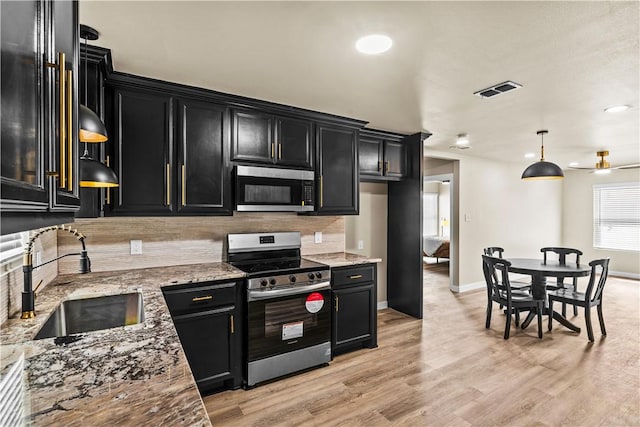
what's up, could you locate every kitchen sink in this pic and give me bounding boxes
[34,292,145,340]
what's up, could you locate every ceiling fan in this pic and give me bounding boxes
[568,151,640,174]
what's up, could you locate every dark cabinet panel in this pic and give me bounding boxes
[232,109,313,168]
[112,88,173,214]
[359,129,407,181]
[177,99,231,214]
[383,140,407,178]
[316,124,358,215]
[331,263,377,356]
[358,137,383,177]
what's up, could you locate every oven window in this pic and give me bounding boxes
[245,184,291,204]
[264,299,318,338]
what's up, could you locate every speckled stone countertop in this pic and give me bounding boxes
[0,262,245,426]
[304,252,382,267]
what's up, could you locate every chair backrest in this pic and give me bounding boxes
[482,255,513,303]
[483,247,504,258]
[584,258,610,303]
[541,247,583,266]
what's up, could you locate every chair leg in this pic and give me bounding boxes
[573,305,578,317]
[584,306,595,342]
[536,302,543,339]
[486,300,492,329]
[548,299,554,331]
[504,304,512,340]
[562,302,566,318]
[515,309,520,327]
[597,303,607,336]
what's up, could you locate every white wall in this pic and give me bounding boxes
[345,182,388,305]
[562,168,640,277]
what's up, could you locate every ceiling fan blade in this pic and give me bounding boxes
[613,164,640,170]
[567,166,596,170]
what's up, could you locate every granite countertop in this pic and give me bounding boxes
[0,262,245,426]
[304,252,382,267]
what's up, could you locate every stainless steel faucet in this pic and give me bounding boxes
[21,225,91,319]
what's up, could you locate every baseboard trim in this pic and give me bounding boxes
[452,281,486,293]
[377,301,388,310]
[609,271,640,280]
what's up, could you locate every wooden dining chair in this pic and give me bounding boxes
[541,247,583,316]
[483,247,531,291]
[547,258,610,342]
[482,255,543,339]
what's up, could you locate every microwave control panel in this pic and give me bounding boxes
[303,181,314,205]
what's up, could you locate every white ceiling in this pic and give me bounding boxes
[80,1,639,170]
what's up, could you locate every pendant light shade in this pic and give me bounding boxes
[80,156,119,187]
[521,130,564,180]
[79,104,108,142]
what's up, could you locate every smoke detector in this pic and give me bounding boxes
[474,80,522,98]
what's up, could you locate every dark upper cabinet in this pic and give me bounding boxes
[1,0,79,234]
[359,129,407,181]
[316,123,359,215]
[232,108,313,169]
[177,98,231,214]
[111,87,174,215]
[107,78,232,216]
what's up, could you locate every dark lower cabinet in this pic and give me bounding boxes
[331,264,377,356]
[316,123,359,215]
[162,280,242,394]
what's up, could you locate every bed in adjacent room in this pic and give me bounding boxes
[423,235,450,261]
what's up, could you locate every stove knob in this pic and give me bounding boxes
[308,273,315,280]
[315,272,323,279]
[260,279,268,287]
[269,278,277,286]
[289,275,297,283]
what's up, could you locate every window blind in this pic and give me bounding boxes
[0,232,27,265]
[423,193,438,236]
[593,182,640,251]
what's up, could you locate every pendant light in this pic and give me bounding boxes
[521,130,564,180]
[79,24,119,188]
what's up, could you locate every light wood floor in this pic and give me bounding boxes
[204,266,640,426]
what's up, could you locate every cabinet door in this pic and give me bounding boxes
[384,140,407,178]
[275,116,313,168]
[231,109,273,164]
[316,124,358,215]
[333,285,374,347]
[49,0,80,209]
[0,0,49,211]
[358,136,383,177]
[177,99,231,214]
[112,88,173,214]
[172,306,237,391]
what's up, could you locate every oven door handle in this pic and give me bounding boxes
[247,281,331,301]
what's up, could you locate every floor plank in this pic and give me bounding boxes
[204,264,640,426]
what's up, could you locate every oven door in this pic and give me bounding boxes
[247,285,331,362]
[235,165,314,212]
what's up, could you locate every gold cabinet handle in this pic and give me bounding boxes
[66,69,73,191]
[230,314,235,334]
[181,164,186,206]
[58,52,66,189]
[349,274,363,280]
[335,295,339,312]
[271,142,275,159]
[166,163,171,205]
[278,143,282,160]
[105,156,111,204]
[192,295,213,302]
[320,175,323,208]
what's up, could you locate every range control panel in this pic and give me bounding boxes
[247,269,330,290]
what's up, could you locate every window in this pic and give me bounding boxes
[423,193,438,236]
[593,182,640,251]
[0,232,28,266]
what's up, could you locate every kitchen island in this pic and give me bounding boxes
[0,262,244,426]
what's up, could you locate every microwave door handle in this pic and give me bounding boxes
[247,282,331,301]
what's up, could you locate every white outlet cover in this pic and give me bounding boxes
[36,251,42,265]
[357,240,364,250]
[130,240,142,255]
[314,232,322,244]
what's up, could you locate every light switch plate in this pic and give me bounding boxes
[314,232,322,244]
[357,240,364,250]
[130,240,142,255]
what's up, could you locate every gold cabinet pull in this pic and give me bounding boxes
[105,156,111,204]
[320,175,323,208]
[192,295,213,302]
[58,52,66,189]
[386,160,391,173]
[230,314,235,334]
[166,163,171,205]
[66,69,73,191]
[278,143,282,159]
[271,142,275,159]
[335,295,339,312]
[349,274,363,280]
[181,164,186,206]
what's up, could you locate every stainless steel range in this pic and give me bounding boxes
[227,232,331,387]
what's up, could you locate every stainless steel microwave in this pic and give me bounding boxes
[235,165,315,212]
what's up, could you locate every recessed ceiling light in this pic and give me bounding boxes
[569,162,579,167]
[524,153,536,159]
[355,34,392,55]
[594,169,611,175]
[604,105,630,113]
[456,133,469,145]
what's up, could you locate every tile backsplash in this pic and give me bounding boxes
[58,214,345,274]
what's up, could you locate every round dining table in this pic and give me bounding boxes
[506,258,591,332]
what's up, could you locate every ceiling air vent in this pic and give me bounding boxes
[474,81,522,98]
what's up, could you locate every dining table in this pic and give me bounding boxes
[506,257,591,332]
